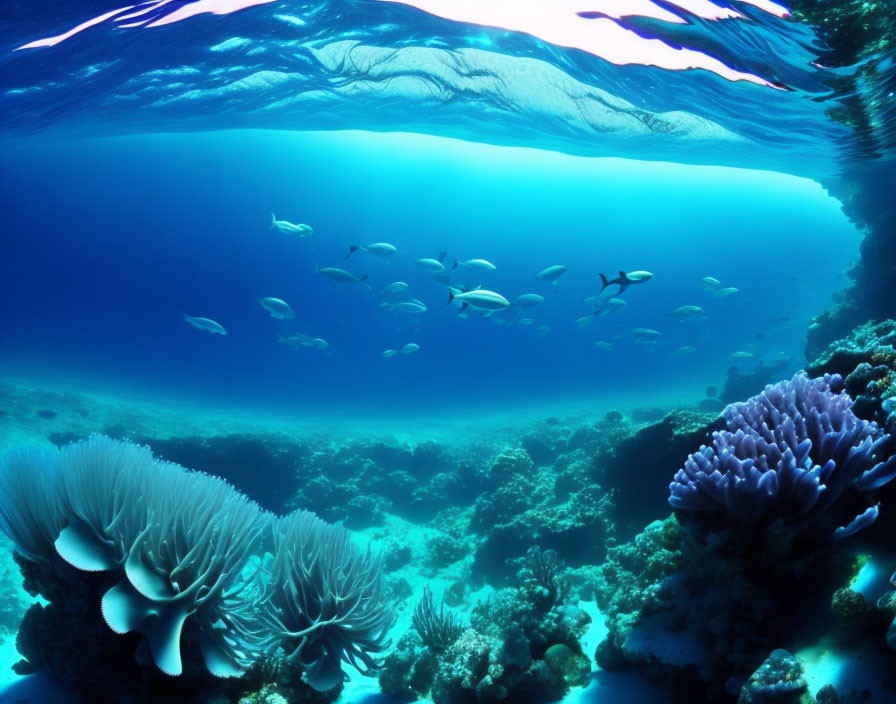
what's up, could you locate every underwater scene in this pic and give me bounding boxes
[1,2,896,703]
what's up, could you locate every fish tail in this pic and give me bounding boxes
[360,274,368,282]
[438,251,447,263]
[313,262,320,274]
[598,273,609,292]
[345,245,359,260]
[451,260,458,271]
[447,290,455,304]
[270,212,276,228]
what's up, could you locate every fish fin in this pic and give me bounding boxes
[438,251,447,263]
[459,302,468,312]
[345,245,358,260]
[598,273,609,292]
[360,274,368,282]
[451,260,458,271]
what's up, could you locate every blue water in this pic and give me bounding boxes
[0,129,860,415]
[1,3,895,703]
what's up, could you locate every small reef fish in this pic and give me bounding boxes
[382,349,397,357]
[671,346,697,356]
[278,333,328,350]
[510,293,544,309]
[664,305,704,319]
[536,325,550,335]
[700,276,721,288]
[731,351,754,359]
[576,315,595,328]
[315,265,368,283]
[452,258,496,271]
[382,300,427,314]
[374,281,410,296]
[518,318,535,325]
[270,213,313,237]
[599,270,654,295]
[258,297,295,319]
[401,343,420,354]
[182,313,227,335]
[534,265,567,281]
[633,328,661,342]
[595,297,626,316]
[448,288,510,311]
[415,252,448,274]
[714,287,739,297]
[346,243,397,260]
[594,341,613,351]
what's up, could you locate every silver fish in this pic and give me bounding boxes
[183,313,227,335]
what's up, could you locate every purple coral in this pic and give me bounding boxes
[669,373,896,540]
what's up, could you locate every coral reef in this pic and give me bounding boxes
[593,374,896,703]
[670,373,895,561]
[0,436,392,702]
[807,319,896,431]
[605,409,723,538]
[380,547,591,704]
[0,536,31,645]
[737,649,810,704]
[412,586,464,655]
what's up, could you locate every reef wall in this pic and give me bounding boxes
[787,1,896,358]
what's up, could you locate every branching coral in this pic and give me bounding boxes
[262,510,393,691]
[669,373,896,548]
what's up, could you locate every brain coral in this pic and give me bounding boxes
[669,372,896,545]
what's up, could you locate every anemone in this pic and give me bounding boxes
[263,510,393,691]
[0,444,63,563]
[99,463,270,677]
[669,373,896,542]
[53,435,162,572]
[1,435,271,678]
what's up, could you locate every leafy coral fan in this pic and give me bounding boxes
[669,372,896,560]
[0,435,392,701]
